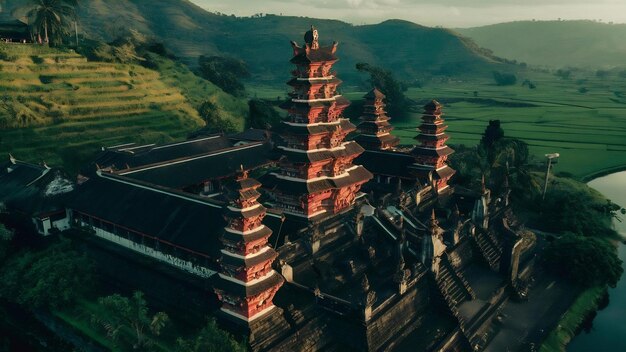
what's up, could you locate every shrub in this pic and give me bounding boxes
[492,71,517,86]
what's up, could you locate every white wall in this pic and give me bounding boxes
[79,220,216,278]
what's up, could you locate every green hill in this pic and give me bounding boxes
[457,20,626,68]
[17,0,514,84]
[0,44,246,172]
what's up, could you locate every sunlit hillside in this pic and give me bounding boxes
[0,44,245,172]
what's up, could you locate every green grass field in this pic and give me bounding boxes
[0,44,247,173]
[255,70,626,181]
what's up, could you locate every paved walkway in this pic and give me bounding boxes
[485,270,579,351]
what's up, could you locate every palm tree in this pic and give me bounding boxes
[21,0,78,45]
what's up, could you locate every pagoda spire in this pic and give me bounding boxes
[214,169,284,323]
[264,26,373,220]
[409,100,456,193]
[355,88,400,151]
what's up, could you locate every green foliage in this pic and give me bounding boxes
[196,100,236,133]
[197,56,249,97]
[356,62,408,118]
[0,223,13,262]
[479,119,504,149]
[492,71,517,86]
[538,177,618,237]
[544,234,623,288]
[92,291,169,350]
[20,0,78,46]
[595,70,609,79]
[176,319,246,352]
[0,239,94,309]
[555,69,572,80]
[247,99,281,129]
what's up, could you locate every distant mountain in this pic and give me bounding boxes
[3,0,513,84]
[457,20,626,68]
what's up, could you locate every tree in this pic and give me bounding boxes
[0,239,94,308]
[544,234,623,288]
[177,319,246,352]
[197,56,250,97]
[196,100,236,133]
[480,120,504,149]
[492,71,517,86]
[92,291,169,350]
[22,0,78,45]
[247,99,281,129]
[356,62,408,118]
[0,224,13,262]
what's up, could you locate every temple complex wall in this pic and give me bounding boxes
[76,218,216,278]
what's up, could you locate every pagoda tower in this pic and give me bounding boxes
[410,100,455,192]
[265,26,372,219]
[355,88,400,150]
[214,169,284,323]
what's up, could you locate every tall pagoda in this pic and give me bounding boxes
[355,88,400,150]
[264,26,372,219]
[410,100,455,192]
[214,169,284,323]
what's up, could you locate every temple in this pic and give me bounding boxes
[0,25,540,352]
[355,88,400,151]
[214,168,284,322]
[262,26,372,220]
[410,100,456,192]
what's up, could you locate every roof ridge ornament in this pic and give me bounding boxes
[304,25,319,50]
[8,153,16,164]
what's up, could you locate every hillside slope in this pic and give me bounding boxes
[13,0,514,83]
[457,21,626,68]
[0,44,245,172]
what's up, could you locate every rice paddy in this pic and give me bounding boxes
[0,44,246,173]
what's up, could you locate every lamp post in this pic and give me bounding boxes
[542,153,560,200]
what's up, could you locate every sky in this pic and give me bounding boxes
[190,0,626,27]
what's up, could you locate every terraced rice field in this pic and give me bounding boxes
[344,72,626,180]
[0,44,205,172]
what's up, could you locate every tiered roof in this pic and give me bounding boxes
[355,88,400,150]
[263,26,372,219]
[410,100,456,191]
[214,169,283,322]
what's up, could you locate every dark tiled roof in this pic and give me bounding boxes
[263,166,372,195]
[355,150,415,179]
[412,146,455,157]
[0,160,73,215]
[279,141,364,163]
[290,43,338,64]
[229,129,271,143]
[116,142,274,189]
[409,164,456,180]
[90,134,233,173]
[69,173,225,260]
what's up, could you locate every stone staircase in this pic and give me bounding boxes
[435,255,482,349]
[473,229,502,271]
[436,256,475,313]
